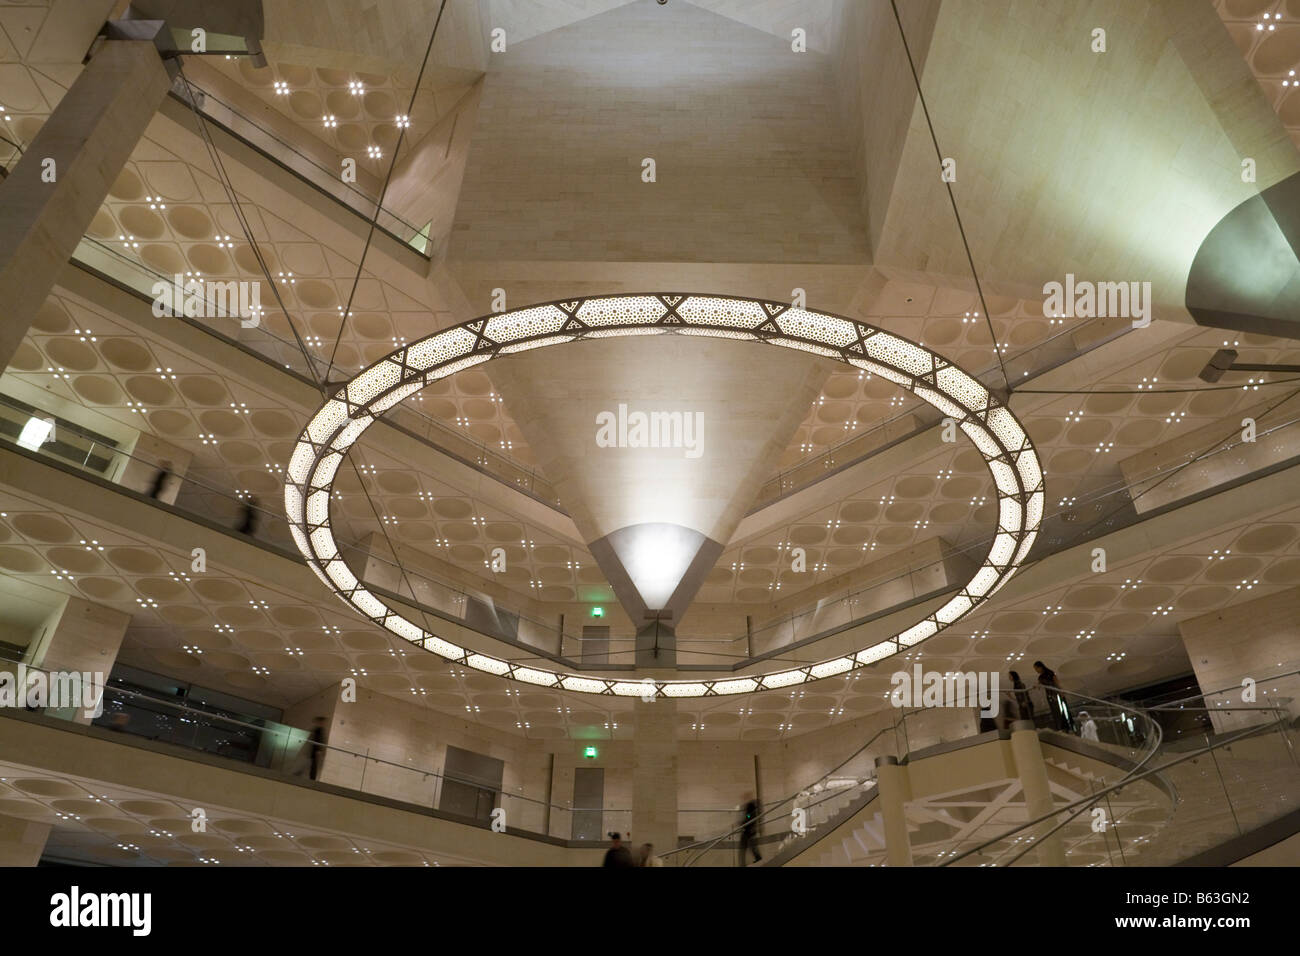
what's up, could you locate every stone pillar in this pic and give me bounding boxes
[874,755,912,866]
[0,814,51,866]
[1009,720,1067,866]
[24,595,129,724]
[632,698,677,856]
[0,37,170,372]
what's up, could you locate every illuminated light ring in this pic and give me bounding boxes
[285,294,1043,698]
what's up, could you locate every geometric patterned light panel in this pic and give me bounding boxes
[285,293,1044,698]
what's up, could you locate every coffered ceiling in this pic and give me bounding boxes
[1,0,1299,746]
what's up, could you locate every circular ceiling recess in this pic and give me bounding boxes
[285,293,1044,699]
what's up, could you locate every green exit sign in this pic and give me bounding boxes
[584,746,598,759]
[591,606,604,618]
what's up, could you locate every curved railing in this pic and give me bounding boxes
[932,684,1166,866]
[936,682,1299,867]
[661,706,933,866]
[696,684,1170,868]
[0,652,754,843]
[8,629,1296,866]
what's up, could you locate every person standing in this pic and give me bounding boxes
[638,843,663,867]
[1078,711,1099,742]
[147,461,172,500]
[238,495,259,536]
[1009,670,1034,721]
[602,832,634,867]
[1033,661,1069,731]
[993,693,1017,731]
[738,793,762,865]
[308,716,327,781]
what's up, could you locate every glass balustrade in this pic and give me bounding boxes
[7,384,1297,679]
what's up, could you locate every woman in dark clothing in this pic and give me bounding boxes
[308,716,326,780]
[739,794,762,865]
[238,496,259,536]
[1009,670,1034,721]
[147,462,172,500]
[602,833,634,867]
[1033,661,1069,731]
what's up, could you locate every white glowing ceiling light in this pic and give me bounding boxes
[898,620,938,646]
[712,678,759,695]
[810,657,855,679]
[617,523,700,610]
[514,667,559,687]
[467,654,510,675]
[856,642,899,665]
[16,416,53,450]
[284,293,1043,699]
[560,676,606,694]
[760,669,808,689]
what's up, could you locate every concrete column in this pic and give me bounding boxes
[24,595,129,724]
[0,814,52,866]
[0,37,170,372]
[874,755,912,866]
[632,698,677,857]
[1009,720,1067,866]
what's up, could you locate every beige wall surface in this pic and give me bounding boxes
[449,0,868,264]
[1180,585,1300,732]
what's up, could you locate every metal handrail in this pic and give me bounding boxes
[1138,667,1300,711]
[939,700,1293,867]
[934,684,1166,866]
[0,408,585,651]
[168,82,427,241]
[977,705,1291,867]
[0,652,630,823]
[695,684,1163,868]
[661,707,923,865]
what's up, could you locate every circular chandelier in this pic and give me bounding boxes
[285,294,1043,698]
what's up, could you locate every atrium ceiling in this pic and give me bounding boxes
[0,0,1298,743]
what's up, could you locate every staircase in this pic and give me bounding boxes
[787,731,1176,867]
[666,680,1300,868]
